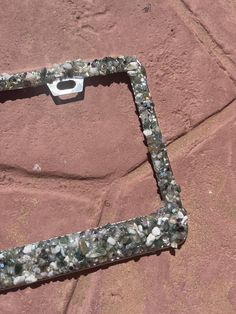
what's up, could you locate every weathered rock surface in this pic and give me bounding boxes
[0,0,235,313]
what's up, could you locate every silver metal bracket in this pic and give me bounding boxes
[47,77,84,96]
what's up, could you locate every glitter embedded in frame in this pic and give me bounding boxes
[0,56,188,290]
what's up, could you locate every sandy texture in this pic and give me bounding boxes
[0,0,235,313]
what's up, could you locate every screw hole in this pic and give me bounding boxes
[57,80,76,90]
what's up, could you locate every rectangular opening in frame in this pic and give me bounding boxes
[0,56,188,291]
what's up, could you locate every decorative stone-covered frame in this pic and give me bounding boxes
[0,56,188,290]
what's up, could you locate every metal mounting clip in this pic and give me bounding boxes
[47,77,84,96]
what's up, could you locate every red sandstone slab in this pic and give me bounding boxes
[0,182,107,313]
[0,2,235,180]
[182,0,236,67]
[0,185,107,249]
[0,79,146,179]
[0,279,75,314]
[67,101,236,314]
[0,1,235,313]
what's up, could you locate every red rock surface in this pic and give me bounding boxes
[0,1,235,313]
[182,0,236,81]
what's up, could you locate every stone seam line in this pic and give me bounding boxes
[62,96,236,313]
[1,96,235,186]
[169,0,236,85]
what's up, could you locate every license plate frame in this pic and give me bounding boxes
[0,56,188,290]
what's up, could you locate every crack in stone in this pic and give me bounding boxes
[181,0,235,63]
[122,158,148,177]
[180,0,234,63]
[0,163,114,182]
[1,97,235,188]
[62,96,236,313]
[0,92,233,307]
[170,0,236,85]
[113,96,236,182]
[63,279,78,314]
[167,96,236,145]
